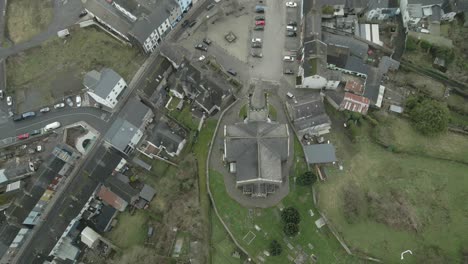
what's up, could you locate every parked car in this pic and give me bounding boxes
[251,42,262,48]
[254,25,264,31]
[283,56,295,62]
[227,69,237,76]
[255,20,265,26]
[206,3,215,10]
[255,15,265,21]
[22,111,36,119]
[79,10,88,18]
[76,95,82,107]
[255,5,265,13]
[0,90,3,99]
[286,2,297,7]
[287,92,295,98]
[182,20,190,27]
[286,26,297,32]
[284,69,294,75]
[251,50,263,58]
[66,97,74,107]
[44,122,61,132]
[251,38,262,43]
[189,20,197,27]
[286,31,297,37]
[288,21,297,26]
[12,115,23,122]
[203,38,212,45]
[6,96,12,106]
[31,129,41,136]
[195,44,208,51]
[40,107,50,113]
[199,55,206,61]
[54,103,65,109]
[17,133,29,140]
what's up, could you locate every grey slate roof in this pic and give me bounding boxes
[83,68,123,99]
[84,0,132,35]
[304,144,337,164]
[327,44,350,68]
[119,97,152,128]
[105,118,139,153]
[288,94,331,132]
[148,121,185,154]
[105,176,139,204]
[225,121,289,184]
[139,184,156,202]
[323,32,369,59]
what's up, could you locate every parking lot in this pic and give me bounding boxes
[178,0,303,93]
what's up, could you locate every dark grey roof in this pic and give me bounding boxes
[90,204,116,233]
[119,97,151,128]
[303,39,328,77]
[304,9,322,40]
[149,121,185,154]
[430,5,442,21]
[453,0,468,12]
[129,9,168,43]
[105,176,139,204]
[84,0,132,35]
[304,144,337,164]
[363,67,381,102]
[160,42,191,67]
[175,61,231,113]
[83,68,123,99]
[139,184,156,202]
[288,94,331,131]
[327,44,350,68]
[323,32,369,58]
[344,55,370,75]
[225,121,289,184]
[408,0,445,6]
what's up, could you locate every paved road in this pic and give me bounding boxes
[18,145,122,264]
[170,0,213,42]
[0,0,83,59]
[0,106,110,140]
[12,53,167,263]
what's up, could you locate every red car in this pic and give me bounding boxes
[255,20,265,26]
[17,133,29,140]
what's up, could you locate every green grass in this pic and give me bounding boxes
[239,104,247,119]
[309,58,318,75]
[209,138,362,263]
[211,212,246,264]
[6,0,53,43]
[373,114,468,163]
[316,111,468,263]
[107,211,148,249]
[167,97,182,110]
[449,110,468,127]
[446,94,468,114]
[6,26,144,110]
[169,106,199,131]
[268,104,277,121]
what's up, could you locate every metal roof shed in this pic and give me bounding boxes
[304,144,337,164]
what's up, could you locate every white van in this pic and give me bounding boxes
[44,122,61,132]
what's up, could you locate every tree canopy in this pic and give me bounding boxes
[281,207,301,224]
[406,96,449,135]
[269,240,282,256]
[283,222,299,236]
[297,171,317,186]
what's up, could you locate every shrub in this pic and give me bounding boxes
[322,5,334,15]
[283,222,299,236]
[297,171,317,186]
[405,36,418,52]
[407,97,449,135]
[281,207,301,224]
[420,40,432,51]
[269,240,282,256]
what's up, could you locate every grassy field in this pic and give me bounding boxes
[211,212,247,264]
[372,113,468,163]
[209,138,362,263]
[6,0,53,43]
[6,26,144,111]
[316,109,468,263]
[107,211,148,249]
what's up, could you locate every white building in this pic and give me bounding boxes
[83,68,127,109]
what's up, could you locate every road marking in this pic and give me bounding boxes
[15,112,105,131]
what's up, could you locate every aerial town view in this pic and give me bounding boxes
[0,0,467,263]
